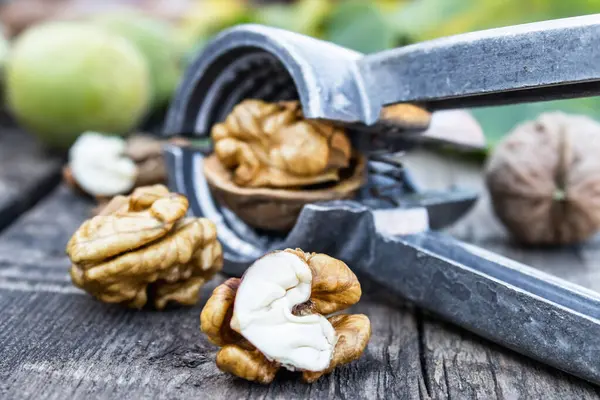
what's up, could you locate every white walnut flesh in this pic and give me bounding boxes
[69,132,137,196]
[230,251,337,372]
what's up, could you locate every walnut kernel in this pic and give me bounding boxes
[67,184,223,309]
[200,249,371,383]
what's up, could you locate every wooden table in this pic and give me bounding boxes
[1,122,599,400]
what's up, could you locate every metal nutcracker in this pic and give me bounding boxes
[162,14,600,384]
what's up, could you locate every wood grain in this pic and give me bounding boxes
[419,314,600,400]
[0,117,62,233]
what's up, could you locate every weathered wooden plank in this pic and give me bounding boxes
[419,315,600,400]
[0,186,427,400]
[2,148,598,399]
[0,117,62,233]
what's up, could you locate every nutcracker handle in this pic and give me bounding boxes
[165,15,600,137]
[360,14,600,113]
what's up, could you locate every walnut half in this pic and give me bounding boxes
[211,99,352,189]
[200,249,371,383]
[66,184,223,309]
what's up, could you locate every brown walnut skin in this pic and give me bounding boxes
[199,249,371,384]
[67,184,223,309]
[485,112,600,245]
[125,134,191,188]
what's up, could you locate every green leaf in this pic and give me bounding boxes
[323,1,397,54]
[392,0,600,43]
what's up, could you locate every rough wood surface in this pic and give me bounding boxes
[0,144,599,399]
[0,119,62,233]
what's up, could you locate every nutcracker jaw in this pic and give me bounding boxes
[163,24,374,135]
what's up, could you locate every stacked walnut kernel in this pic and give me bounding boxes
[66,184,223,309]
[200,248,371,384]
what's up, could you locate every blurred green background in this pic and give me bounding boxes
[2,0,600,149]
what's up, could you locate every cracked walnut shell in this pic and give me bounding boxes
[205,99,365,232]
[211,99,352,188]
[67,184,223,309]
[200,249,371,384]
[486,112,600,245]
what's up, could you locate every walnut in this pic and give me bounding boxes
[64,132,190,198]
[211,99,352,188]
[125,134,192,188]
[200,249,371,384]
[66,184,223,309]
[204,99,365,232]
[379,103,432,129]
[67,132,138,197]
[485,112,600,245]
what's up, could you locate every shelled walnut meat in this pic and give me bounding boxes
[211,99,353,188]
[203,99,366,232]
[485,112,600,245]
[63,131,190,200]
[200,248,371,384]
[66,184,223,309]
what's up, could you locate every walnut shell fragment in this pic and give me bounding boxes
[67,184,223,309]
[200,249,371,384]
[485,112,600,245]
[205,99,367,232]
[379,103,432,130]
[204,153,365,232]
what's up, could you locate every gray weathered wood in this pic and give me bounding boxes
[0,117,62,233]
[0,186,427,400]
[420,315,600,400]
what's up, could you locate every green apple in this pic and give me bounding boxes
[6,22,151,149]
[93,12,185,109]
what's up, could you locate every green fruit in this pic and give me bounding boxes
[93,12,185,109]
[6,22,151,149]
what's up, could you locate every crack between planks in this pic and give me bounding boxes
[416,309,433,399]
[485,348,503,400]
[0,169,62,235]
[442,358,452,400]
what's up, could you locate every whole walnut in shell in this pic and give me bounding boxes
[67,184,223,309]
[485,112,600,245]
[200,248,371,384]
